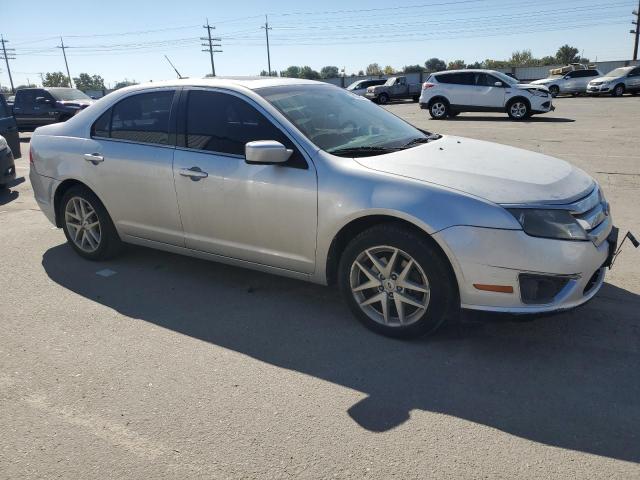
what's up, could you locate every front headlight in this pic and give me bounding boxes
[507,209,588,241]
[529,89,548,97]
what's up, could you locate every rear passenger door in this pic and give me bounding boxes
[83,89,184,246]
[626,67,640,91]
[435,72,474,106]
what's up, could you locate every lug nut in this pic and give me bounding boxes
[378,286,384,292]
[391,274,397,280]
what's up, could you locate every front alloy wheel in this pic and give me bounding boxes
[350,246,430,327]
[612,84,625,97]
[429,101,448,119]
[508,101,529,120]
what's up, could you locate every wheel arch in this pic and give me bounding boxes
[506,95,531,110]
[53,179,106,228]
[324,214,459,299]
[428,95,450,108]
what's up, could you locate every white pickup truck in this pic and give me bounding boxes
[364,76,422,104]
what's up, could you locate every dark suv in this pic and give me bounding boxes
[0,94,20,158]
[12,87,94,131]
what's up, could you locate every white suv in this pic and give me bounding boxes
[419,70,553,121]
[530,69,602,97]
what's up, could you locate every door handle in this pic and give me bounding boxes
[179,166,208,181]
[84,153,104,164]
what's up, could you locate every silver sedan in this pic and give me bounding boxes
[29,78,616,338]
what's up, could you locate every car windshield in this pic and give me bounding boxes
[346,81,363,91]
[384,78,396,86]
[257,84,437,156]
[604,67,631,77]
[49,88,91,101]
[492,72,519,85]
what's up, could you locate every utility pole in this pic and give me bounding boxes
[0,35,15,93]
[632,1,640,61]
[201,19,222,77]
[164,55,184,79]
[57,37,74,88]
[261,15,272,76]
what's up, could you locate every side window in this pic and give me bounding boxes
[435,73,452,84]
[0,97,8,118]
[110,91,174,145]
[91,109,111,138]
[587,71,599,77]
[474,73,499,86]
[629,68,640,77]
[565,72,576,78]
[185,90,305,168]
[16,91,34,106]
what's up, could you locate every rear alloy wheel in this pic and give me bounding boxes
[549,85,559,97]
[339,224,458,338]
[612,84,625,97]
[377,93,389,104]
[60,185,122,260]
[429,100,449,120]
[507,100,530,120]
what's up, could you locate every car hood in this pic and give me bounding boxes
[530,78,559,85]
[514,83,549,92]
[590,75,622,83]
[354,136,594,204]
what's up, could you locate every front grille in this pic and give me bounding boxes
[568,186,611,246]
[541,101,550,108]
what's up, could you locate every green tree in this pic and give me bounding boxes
[357,70,364,76]
[402,64,424,73]
[483,58,508,69]
[540,56,558,66]
[280,66,302,78]
[73,73,105,91]
[259,70,278,76]
[556,45,580,65]
[365,63,382,76]
[383,65,396,75]
[15,83,36,89]
[424,58,446,72]
[299,66,321,80]
[466,61,484,69]
[509,49,536,66]
[42,72,70,88]
[320,66,339,78]
[113,79,138,89]
[447,59,466,70]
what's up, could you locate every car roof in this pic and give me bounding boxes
[433,69,500,75]
[117,77,326,94]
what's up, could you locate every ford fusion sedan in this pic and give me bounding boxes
[587,66,640,96]
[419,69,553,120]
[29,78,616,338]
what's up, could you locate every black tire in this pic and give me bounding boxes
[449,111,460,118]
[338,223,458,339]
[412,95,419,103]
[612,84,625,97]
[0,183,6,190]
[428,99,449,120]
[549,85,559,97]
[377,93,389,105]
[59,185,122,261]
[506,98,530,120]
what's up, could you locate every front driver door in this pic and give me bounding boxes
[173,88,317,274]
[467,72,506,108]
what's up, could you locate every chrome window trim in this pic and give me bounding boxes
[89,136,176,150]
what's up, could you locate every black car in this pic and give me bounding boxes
[0,94,20,159]
[12,87,94,131]
[0,134,16,189]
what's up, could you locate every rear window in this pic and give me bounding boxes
[91,90,174,145]
[436,72,474,85]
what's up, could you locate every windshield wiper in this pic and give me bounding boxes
[401,135,441,148]
[328,146,400,157]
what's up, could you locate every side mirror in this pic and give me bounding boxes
[494,81,503,87]
[35,96,47,104]
[245,140,293,165]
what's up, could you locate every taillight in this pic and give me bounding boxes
[422,82,436,90]
[29,144,34,165]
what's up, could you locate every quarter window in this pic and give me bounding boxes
[106,91,174,145]
[185,90,305,167]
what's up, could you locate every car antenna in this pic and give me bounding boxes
[164,55,184,79]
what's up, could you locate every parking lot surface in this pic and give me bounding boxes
[1,96,639,479]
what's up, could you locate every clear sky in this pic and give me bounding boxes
[1,0,637,88]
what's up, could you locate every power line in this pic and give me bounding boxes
[261,15,273,75]
[201,18,222,77]
[0,34,15,93]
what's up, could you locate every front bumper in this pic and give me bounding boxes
[434,225,615,313]
[0,148,16,185]
[587,84,612,94]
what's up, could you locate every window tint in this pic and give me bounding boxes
[110,91,174,145]
[91,109,111,138]
[15,90,36,106]
[437,72,473,85]
[629,68,640,77]
[474,73,500,86]
[185,90,303,167]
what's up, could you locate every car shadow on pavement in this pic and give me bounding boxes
[447,116,575,123]
[42,243,640,463]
